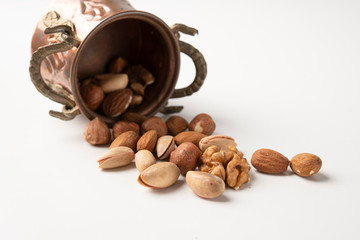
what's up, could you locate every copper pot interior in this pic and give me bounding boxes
[74,15,178,124]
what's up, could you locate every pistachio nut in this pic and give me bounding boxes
[156,135,175,160]
[97,146,134,169]
[186,171,225,199]
[135,150,156,172]
[138,162,180,189]
[199,135,237,152]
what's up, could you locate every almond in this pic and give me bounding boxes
[174,131,207,147]
[137,130,157,152]
[80,81,104,110]
[102,89,133,117]
[251,148,289,174]
[290,153,322,177]
[109,131,139,150]
[112,121,140,139]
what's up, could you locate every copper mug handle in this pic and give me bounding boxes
[160,24,207,114]
[29,23,81,120]
[29,15,206,119]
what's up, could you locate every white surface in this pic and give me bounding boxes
[1,0,359,239]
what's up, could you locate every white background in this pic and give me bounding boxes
[1,0,359,239]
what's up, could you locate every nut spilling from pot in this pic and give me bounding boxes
[79,56,155,117]
[84,113,254,200]
[83,112,323,200]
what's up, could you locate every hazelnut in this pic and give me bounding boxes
[169,142,202,175]
[290,153,322,177]
[80,80,104,110]
[108,57,127,73]
[141,116,168,136]
[84,118,111,145]
[166,116,188,135]
[189,113,216,135]
[112,121,140,139]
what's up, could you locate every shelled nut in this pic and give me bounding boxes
[95,73,129,93]
[84,118,111,145]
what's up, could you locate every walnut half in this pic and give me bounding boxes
[200,161,226,180]
[199,145,250,190]
[226,146,250,190]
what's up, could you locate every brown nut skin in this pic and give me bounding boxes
[137,130,158,152]
[189,113,216,135]
[166,116,189,135]
[169,142,202,175]
[121,112,148,125]
[290,153,322,177]
[109,131,139,150]
[102,89,133,117]
[112,121,140,139]
[141,116,168,136]
[251,148,289,174]
[80,81,104,111]
[108,57,127,73]
[84,118,111,145]
[174,131,207,147]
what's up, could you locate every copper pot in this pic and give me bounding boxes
[30,0,207,125]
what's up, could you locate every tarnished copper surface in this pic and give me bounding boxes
[31,0,206,125]
[31,0,134,92]
[31,0,180,124]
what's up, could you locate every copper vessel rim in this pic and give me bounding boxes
[71,10,180,124]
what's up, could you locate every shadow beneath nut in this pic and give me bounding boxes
[206,194,231,203]
[148,179,185,194]
[300,172,330,182]
[238,170,256,190]
[254,169,294,176]
[100,162,136,172]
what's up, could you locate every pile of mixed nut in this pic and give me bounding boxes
[81,55,322,199]
[84,112,322,199]
[80,57,154,117]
